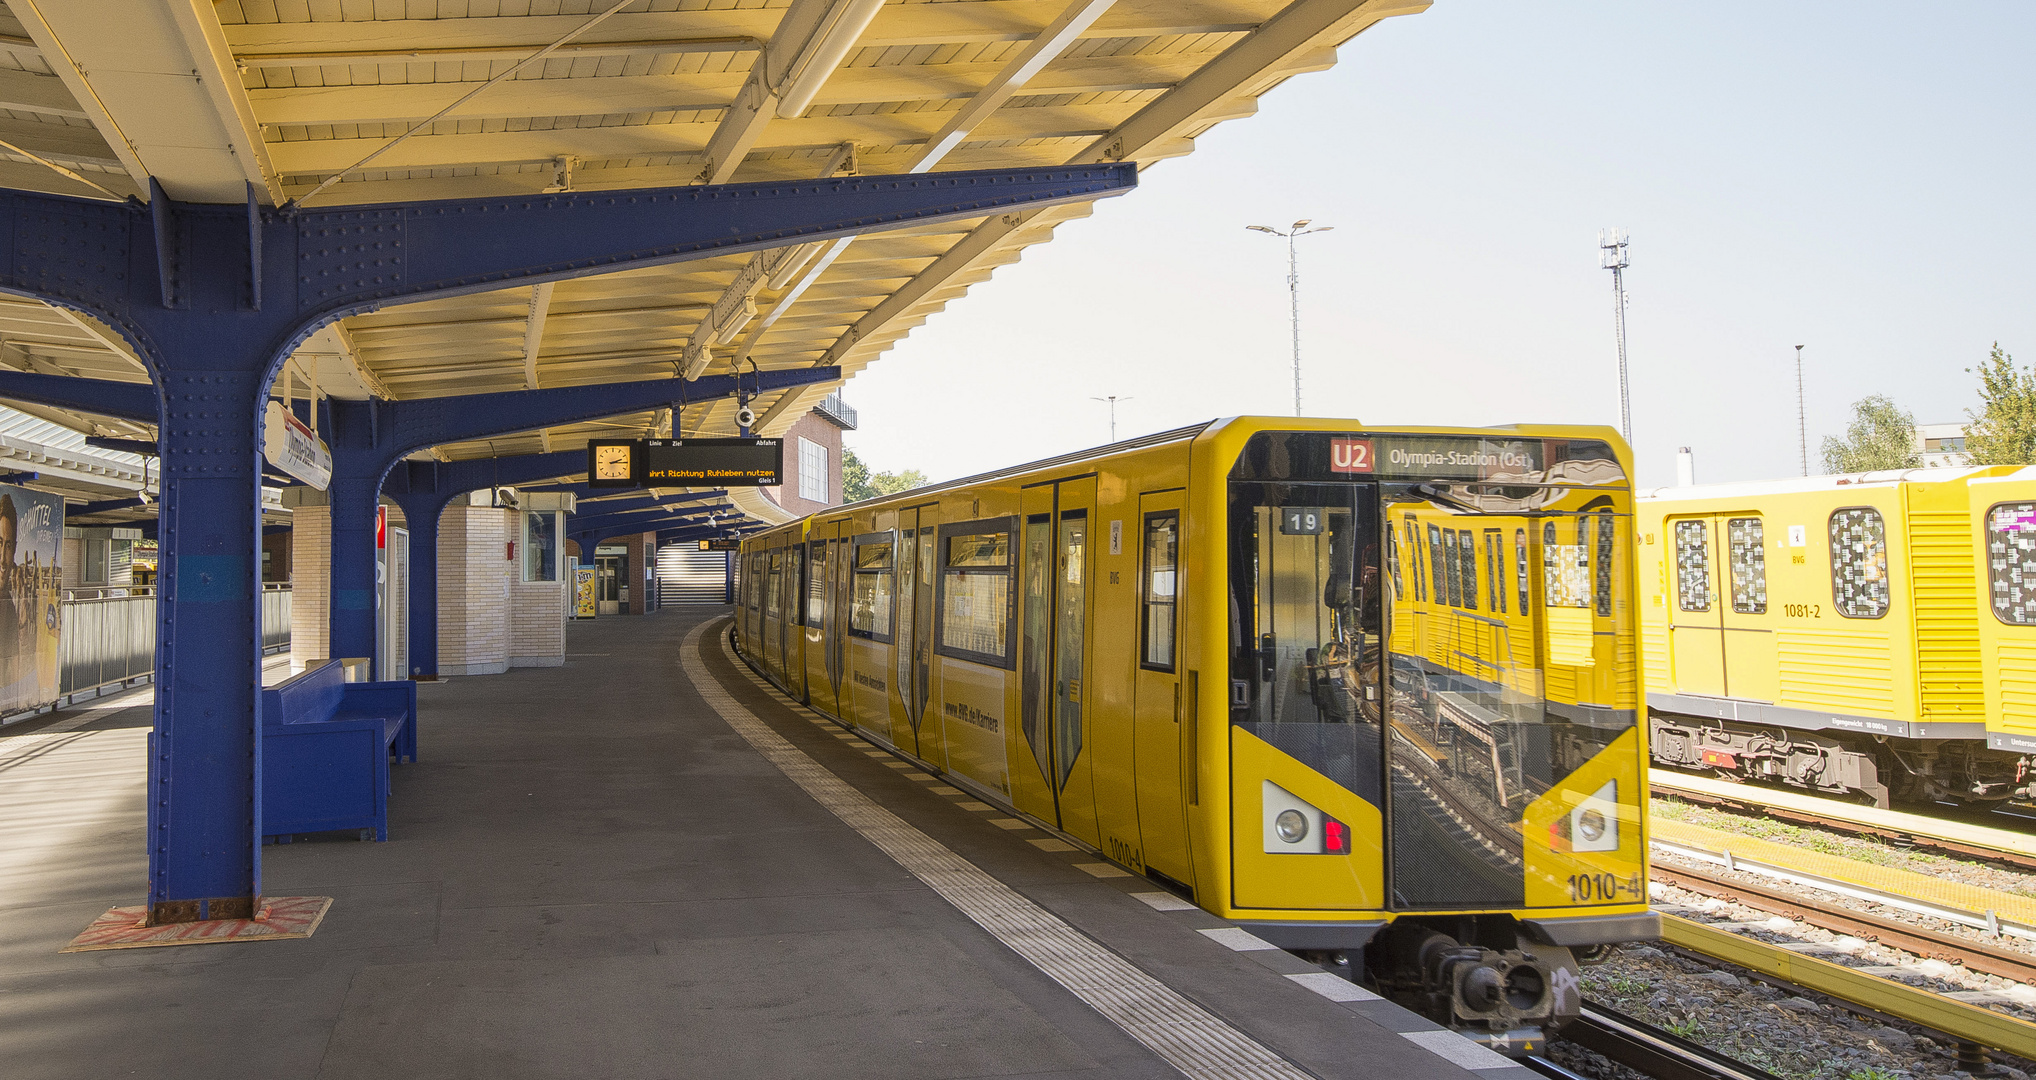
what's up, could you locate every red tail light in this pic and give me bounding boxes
[1323,818,1349,854]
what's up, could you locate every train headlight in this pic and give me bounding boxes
[1262,781,1346,854]
[1568,780,1620,853]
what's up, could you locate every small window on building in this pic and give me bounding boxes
[1988,502,2036,625]
[937,522,1015,666]
[851,536,894,640]
[798,437,828,504]
[1727,517,1767,614]
[524,511,558,582]
[82,537,109,586]
[1829,508,1891,618]
[1673,519,1711,612]
[1141,513,1179,670]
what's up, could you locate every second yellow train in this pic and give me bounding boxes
[1638,465,2036,807]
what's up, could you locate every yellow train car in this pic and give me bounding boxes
[1969,467,2036,768]
[1638,468,2036,806]
[736,417,1656,1051]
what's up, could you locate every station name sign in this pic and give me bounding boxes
[1329,436,1543,481]
[587,438,784,489]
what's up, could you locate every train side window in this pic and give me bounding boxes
[807,540,827,626]
[1441,527,1462,608]
[850,537,895,641]
[1484,529,1504,613]
[1405,518,1426,602]
[936,519,1018,668]
[1384,521,1403,602]
[1514,528,1530,613]
[1673,520,1712,612]
[1545,521,1591,608]
[1595,510,1615,616]
[1829,508,1891,619]
[1987,502,2036,624]
[1727,518,1767,614]
[1464,528,1480,608]
[1141,512,1179,670]
[765,551,783,620]
[1427,523,1445,605]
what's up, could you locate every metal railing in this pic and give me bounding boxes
[813,392,858,430]
[54,583,292,699]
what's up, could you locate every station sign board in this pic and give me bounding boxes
[698,538,741,551]
[263,400,333,490]
[586,438,784,489]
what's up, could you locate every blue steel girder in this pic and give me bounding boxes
[0,370,153,421]
[0,163,1133,926]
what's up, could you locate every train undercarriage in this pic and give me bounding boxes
[1649,711,2036,808]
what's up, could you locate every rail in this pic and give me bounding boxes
[1661,913,2036,1063]
[1552,1002,1785,1080]
[53,584,292,702]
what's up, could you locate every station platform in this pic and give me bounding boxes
[1,608,1532,1080]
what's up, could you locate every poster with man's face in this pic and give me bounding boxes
[0,484,63,714]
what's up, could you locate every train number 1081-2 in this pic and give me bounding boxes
[1566,872,1641,903]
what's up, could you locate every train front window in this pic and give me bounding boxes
[1228,483,1384,807]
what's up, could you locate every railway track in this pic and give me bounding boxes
[1651,861,2036,985]
[1535,1002,1785,1080]
[1651,769,2036,872]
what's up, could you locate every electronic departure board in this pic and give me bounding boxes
[585,438,784,489]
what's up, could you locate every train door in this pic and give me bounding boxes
[1718,515,1777,700]
[892,508,938,752]
[1666,516,1728,697]
[1132,490,1192,884]
[783,543,807,700]
[1018,478,1102,844]
[810,533,841,718]
[763,548,784,678]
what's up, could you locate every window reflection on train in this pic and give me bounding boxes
[1234,482,1634,909]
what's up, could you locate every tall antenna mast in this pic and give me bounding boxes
[1598,228,1632,443]
[1795,344,1807,476]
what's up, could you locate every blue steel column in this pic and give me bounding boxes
[388,491,452,679]
[151,371,266,921]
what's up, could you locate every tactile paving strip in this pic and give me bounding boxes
[686,623,1312,1080]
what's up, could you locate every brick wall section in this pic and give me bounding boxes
[290,505,331,669]
[770,410,844,517]
[438,505,511,676]
[509,577,566,666]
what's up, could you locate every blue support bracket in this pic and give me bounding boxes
[0,371,156,423]
[0,161,1132,928]
[85,436,160,455]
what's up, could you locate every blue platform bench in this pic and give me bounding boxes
[261,660,417,842]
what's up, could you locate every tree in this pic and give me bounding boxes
[1820,395,1921,474]
[840,446,927,503]
[1964,343,2036,466]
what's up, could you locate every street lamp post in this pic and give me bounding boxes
[1248,219,1333,416]
[1090,395,1132,443]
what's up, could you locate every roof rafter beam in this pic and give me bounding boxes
[696,0,876,185]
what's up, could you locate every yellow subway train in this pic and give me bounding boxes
[1638,467,2036,806]
[735,416,1657,1050]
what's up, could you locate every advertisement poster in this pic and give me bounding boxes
[573,564,596,619]
[0,484,62,714]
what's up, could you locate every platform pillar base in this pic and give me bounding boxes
[60,896,332,952]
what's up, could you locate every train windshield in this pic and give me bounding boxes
[1228,431,1637,910]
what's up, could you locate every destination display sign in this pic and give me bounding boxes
[585,438,785,488]
[698,538,741,551]
[1330,436,1544,480]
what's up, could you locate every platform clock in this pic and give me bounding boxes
[586,440,640,488]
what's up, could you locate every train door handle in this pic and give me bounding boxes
[1260,634,1276,682]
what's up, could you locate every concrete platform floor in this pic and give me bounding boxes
[0,607,1532,1080]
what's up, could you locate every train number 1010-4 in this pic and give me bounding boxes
[1566,872,1642,903]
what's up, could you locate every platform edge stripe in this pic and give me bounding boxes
[687,622,1310,1080]
[1398,1031,1516,1071]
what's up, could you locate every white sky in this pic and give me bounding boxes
[840,1,2036,490]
